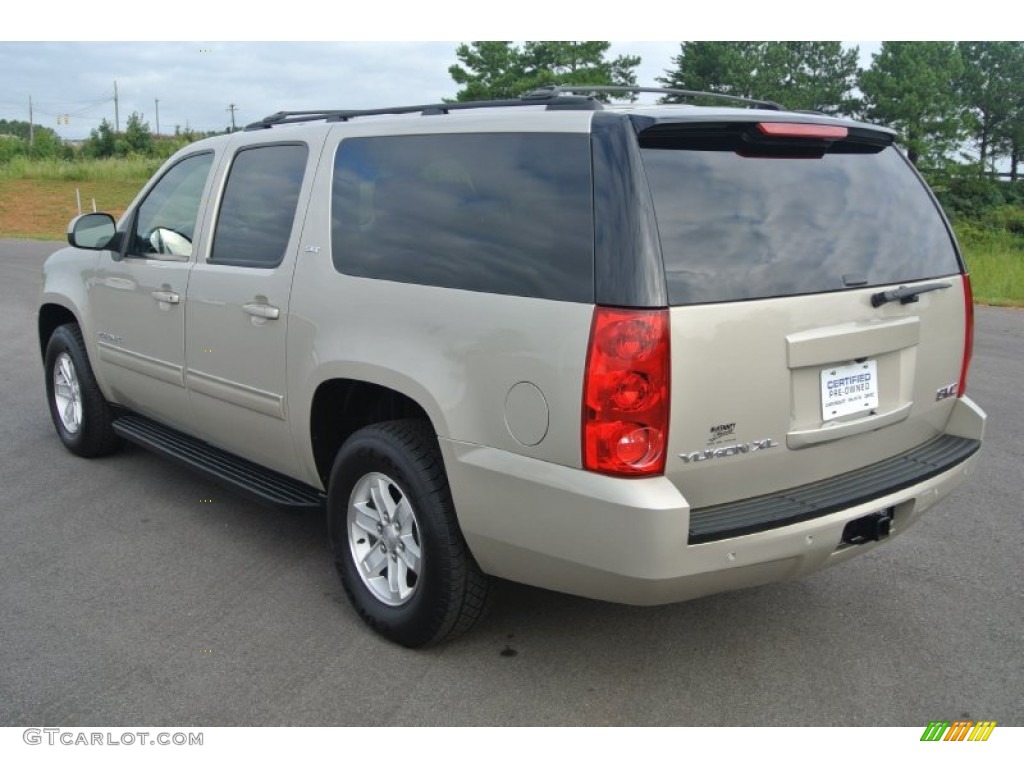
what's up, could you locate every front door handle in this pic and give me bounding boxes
[242,302,280,320]
[151,290,180,304]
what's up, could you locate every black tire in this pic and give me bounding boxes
[327,419,491,647]
[43,323,121,458]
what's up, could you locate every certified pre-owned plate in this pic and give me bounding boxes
[821,360,879,421]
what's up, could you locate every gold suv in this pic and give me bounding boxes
[39,86,985,646]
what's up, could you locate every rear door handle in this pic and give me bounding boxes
[151,290,180,304]
[242,302,280,320]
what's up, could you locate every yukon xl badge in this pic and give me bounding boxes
[680,438,780,464]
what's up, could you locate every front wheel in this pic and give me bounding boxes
[328,420,491,647]
[44,323,120,458]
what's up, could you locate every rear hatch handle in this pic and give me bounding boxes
[871,281,952,308]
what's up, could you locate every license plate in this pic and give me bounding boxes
[821,360,879,421]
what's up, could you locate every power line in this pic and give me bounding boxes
[65,97,115,116]
[0,94,110,106]
[33,102,109,119]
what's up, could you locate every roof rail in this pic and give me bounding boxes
[244,84,784,131]
[244,91,603,131]
[523,85,784,110]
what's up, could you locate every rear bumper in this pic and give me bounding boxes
[441,397,985,605]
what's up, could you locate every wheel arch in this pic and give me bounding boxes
[38,302,80,361]
[309,378,438,487]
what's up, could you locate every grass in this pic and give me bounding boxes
[954,223,1024,307]
[0,155,160,183]
[1,163,1022,307]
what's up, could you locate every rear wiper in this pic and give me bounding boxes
[871,281,952,308]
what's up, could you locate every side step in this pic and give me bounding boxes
[112,412,325,512]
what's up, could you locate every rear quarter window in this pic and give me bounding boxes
[331,133,594,302]
[641,136,961,305]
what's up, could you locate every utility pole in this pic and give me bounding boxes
[226,103,238,132]
[155,99,160,136]
[28,95,34,146]
[114,80,120,133]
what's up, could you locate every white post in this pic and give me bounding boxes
[92,198,97,212]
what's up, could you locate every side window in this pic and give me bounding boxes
[129,152,214,259]
[331,133,594,302]
[210,143,308,268]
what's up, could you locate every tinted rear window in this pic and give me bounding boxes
[331,133,593,302]
[641,136,961,305]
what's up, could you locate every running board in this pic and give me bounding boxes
[112,412,325,512]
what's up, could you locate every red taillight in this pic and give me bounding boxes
[582,307,670,477]
[958,273,975,397]
[756,122,848,140]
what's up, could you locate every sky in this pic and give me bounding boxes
[2,1,997,140]
[1,40,884,141]
[0,42,681,139]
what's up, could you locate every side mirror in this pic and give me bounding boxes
[67,213,118,251]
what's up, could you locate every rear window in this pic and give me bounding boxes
[640,127,961,305]
[331,133,593,302]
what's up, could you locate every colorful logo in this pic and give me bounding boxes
[921,721,997,741]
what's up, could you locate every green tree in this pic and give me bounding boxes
[83,118,116,158]
[784,42,861,115]
[0,118,45,141]
[1002,89,1024,182]
[123,111,152,155]
[449,42,527,101]
[27,126,64,159]
[658,42,766,104]
[981,43,1024,181]
[520,41,640,94]
[957,42,1022,169]
[656,41,859,115]
[859,42,968,167]
[0,135,26,163]
[0,119,65,158]
[449,41,640,102]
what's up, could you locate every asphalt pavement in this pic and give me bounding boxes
[1,237,1021,726]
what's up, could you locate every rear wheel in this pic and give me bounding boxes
[328,420,491,647]
[44,323,120,457]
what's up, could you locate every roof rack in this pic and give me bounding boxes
[244,84,784,131]
[244,92,603,131]
[524,85,784,111]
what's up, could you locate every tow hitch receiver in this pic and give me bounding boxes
[841,507,895,546]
